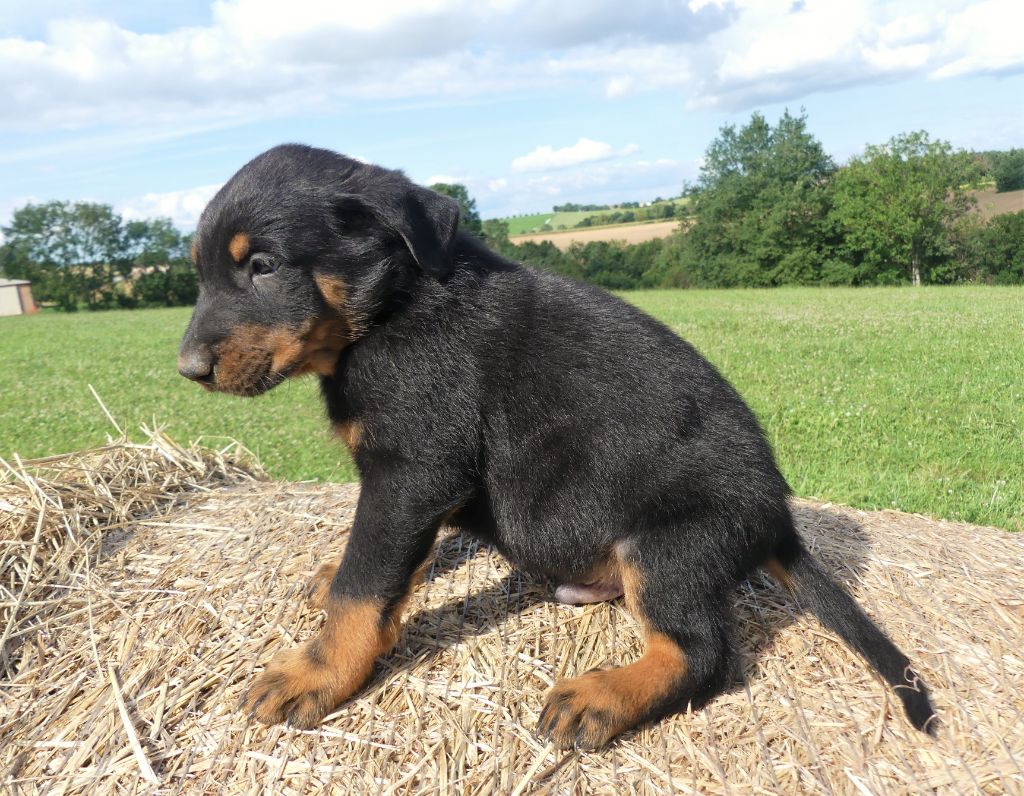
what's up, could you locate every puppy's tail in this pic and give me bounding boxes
[766,538,937,735]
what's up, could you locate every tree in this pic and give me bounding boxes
[994,149,1024,193]
[1,201,127,308]
[481,218,509,248]
[1,201,190,310]
[123,217,189,267]
[830,132,982,286]
[679,110,838,287]
[965,211,1024,283]
[429,183,483,236]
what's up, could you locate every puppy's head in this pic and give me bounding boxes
[178,144,460,396]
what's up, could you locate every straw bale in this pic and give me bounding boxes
[1,437,1021,794]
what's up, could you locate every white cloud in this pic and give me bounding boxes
[512,138,639,172]
[118,184,222,230]
[3,1,1018,133]
[445,157,690,218]
[929,0,1024,79]
[549,0,1023,110]
[604,76,634,98]
[0,0,733,132]
[688,0,1024,109]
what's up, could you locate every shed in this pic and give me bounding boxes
[0,278,37,316]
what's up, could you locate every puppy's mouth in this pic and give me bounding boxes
[204,366,287,397]
[200,319,352,397]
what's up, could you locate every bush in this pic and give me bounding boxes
[994,149,1024,193]
[134,267,199,307]
[967,211,1024,284]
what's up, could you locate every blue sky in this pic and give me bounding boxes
[1,0,1021,230]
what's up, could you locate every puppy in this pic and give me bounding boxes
[178,144,935,748]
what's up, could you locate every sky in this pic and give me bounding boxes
[1,0,1022,231]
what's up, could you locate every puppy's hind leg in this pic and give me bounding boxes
[538,534,735,749]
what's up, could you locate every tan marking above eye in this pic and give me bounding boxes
[229,232,251,263]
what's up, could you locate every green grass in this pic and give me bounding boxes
[1,307,358,483]
[501,199,686,235]
[503,210,605,235]
[2,287,1021,530]
[625,287,1023,531]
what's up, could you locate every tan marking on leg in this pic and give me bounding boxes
[616,547,644,619]
[228,232,250,263]
[334,420,362,452]
[538,632,688,749]
[765,558,795,593]
[244,598,396,728]
[307,560,340,612]
[539,549,687,749]
[247,557,432,728]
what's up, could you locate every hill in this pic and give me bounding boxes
[499,197,687,235]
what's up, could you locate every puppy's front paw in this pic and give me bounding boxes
[243,643,352,729]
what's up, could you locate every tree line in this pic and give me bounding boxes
[0,202,196,310]
[475,114,1021,289]
[2,113,1021,312]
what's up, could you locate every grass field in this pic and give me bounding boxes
[2,287,1021,530]
[501,199,686,235]
[503,209,600,234]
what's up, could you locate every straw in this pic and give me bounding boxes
[1,434,1021,794]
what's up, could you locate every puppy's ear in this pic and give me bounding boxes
[339,185,460,280]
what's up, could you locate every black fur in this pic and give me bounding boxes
[180,144,936,742]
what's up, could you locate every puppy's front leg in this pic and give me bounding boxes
[244,477,444,728]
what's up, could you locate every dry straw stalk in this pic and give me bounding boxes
[1,433,1022,794]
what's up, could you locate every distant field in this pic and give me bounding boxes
[501,199,686,235]
[503,210,600,235]
[1,287,1021,530]
[509,219,681,249]
[501,188,1020,237]
[974,187,1024,219]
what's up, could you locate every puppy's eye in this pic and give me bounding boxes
[250,254,279,277]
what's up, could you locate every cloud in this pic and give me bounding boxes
[0,0,733,132]
[604,76,635,98]
[512,139,639,173]
[688,0,1024,109]
[118,184,222,230]
[929,0,1024,78]
[6,1,1019,133]
[545,1,1024,110]
[444,157,689,218]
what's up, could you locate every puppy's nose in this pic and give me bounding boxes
[178,348,215,382]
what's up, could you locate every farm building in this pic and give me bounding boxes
[0,279,37,316]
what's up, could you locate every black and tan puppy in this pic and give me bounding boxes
[178,144,935,748]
